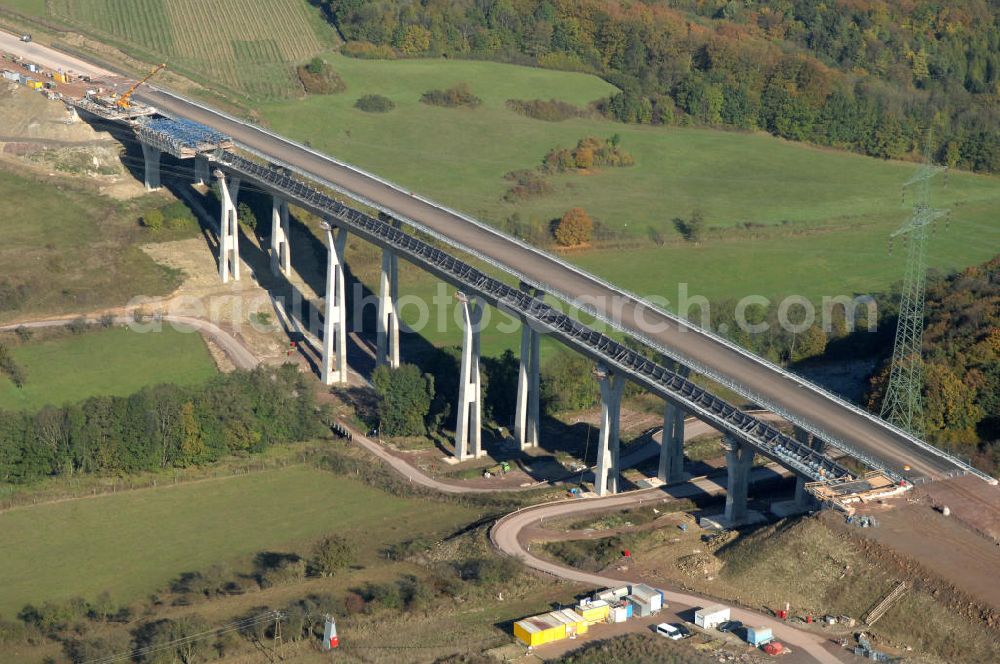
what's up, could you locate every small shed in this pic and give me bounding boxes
[594,585,630,604]
[514,613,566,647]
[627,583,664,617]
[575,599,610,625]
[694,605,731,629]
[746,626,774,646]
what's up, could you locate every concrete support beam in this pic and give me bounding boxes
[724,436,755,524]
[140,141,161,191]
[514,284,544,450]
[376,248,400,368]
[215,170,241,283]
[270,197,291,276]
[593,365,626,496]
[657,400,686,484]
[454,293,483,461]
[321,221,348,386]
[194,154,210,186]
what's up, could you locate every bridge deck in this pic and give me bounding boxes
[136,87,985,485]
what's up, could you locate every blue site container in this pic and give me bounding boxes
[625,602,633,618]
[746,626,773,646]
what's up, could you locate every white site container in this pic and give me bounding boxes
[695,605,731,629]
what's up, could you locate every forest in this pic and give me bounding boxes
[869,254,1000,473]
[0,366,324,483]
[319,0,1000,172]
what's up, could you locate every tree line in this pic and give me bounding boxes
[320,0,999,172]
[0,366,323,484]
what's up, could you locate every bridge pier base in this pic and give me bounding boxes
[376,248,400,368]
[454,293,483,461]
[215,171,241,283]
[724,436,755,524]
[140,141,161,191]
[593,365,625,496]
[321,222,348,386]
[514,284,543,450]
[270,197,291,276]
[657,400,686,484]
[194,154,210,186]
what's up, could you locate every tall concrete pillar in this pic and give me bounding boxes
[270,197,291,276]
[724,436,755,524]
[321,221,348,386]
[514,291,543,450]
[215,170,241,283]
[593,365,626,496]
[793,427,825,507]
[376,248,400,368]
[454,292,483,460]
[657,400,686,484]
[140,141,161,191]
[194,154,210,185]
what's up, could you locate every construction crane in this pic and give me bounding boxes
[116,63,165,109]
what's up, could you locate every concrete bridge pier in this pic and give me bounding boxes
[514,285,543,450]
[270,197,291,276]
[723,435,755,524]
[193,154,210,186]
[140,141,161,191]
[376,248,400,368]
[454,292,483,460]
[214,170,241,283]
[771,427,828,516]
[321,221,348,386]
[593,365,625,496]
[657,400,686,484]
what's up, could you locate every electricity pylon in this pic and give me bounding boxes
[880,146,948,435]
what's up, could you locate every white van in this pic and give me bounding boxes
[655,622,690,640]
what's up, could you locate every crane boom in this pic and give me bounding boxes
[116,63,165,109]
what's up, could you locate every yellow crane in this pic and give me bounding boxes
[116,63,165,109]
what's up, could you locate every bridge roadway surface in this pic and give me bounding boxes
[131,88,964,484]
[0,31,969,482]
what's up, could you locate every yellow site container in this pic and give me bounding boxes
[514,613,566,647]
[53,72,65,83]
[548,609,589,636]
[576,600,610,625]
[27,80,43,89]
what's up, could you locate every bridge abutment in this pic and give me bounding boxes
[214,170,241,283]
[270,197,291,276]
[140,141,161,191]
[376,247,400,368]
[454,293,483,460]
[514,284,543,450]
[724,435,755,524]
[657,400,687,484]
[321,222,348,386]
[593,365,625,496]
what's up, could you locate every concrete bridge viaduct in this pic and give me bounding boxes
[114,93,992,524]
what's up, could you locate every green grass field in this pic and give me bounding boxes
[270,55,1000,354]
[0,464,476,615]
[0,168,184,324]
[0,326,217,411]
[36,0,337,98]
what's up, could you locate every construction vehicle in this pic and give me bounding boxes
[116,63,165,109]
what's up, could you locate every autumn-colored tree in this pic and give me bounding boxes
[575,146,595,169]
[554,207,593,246]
